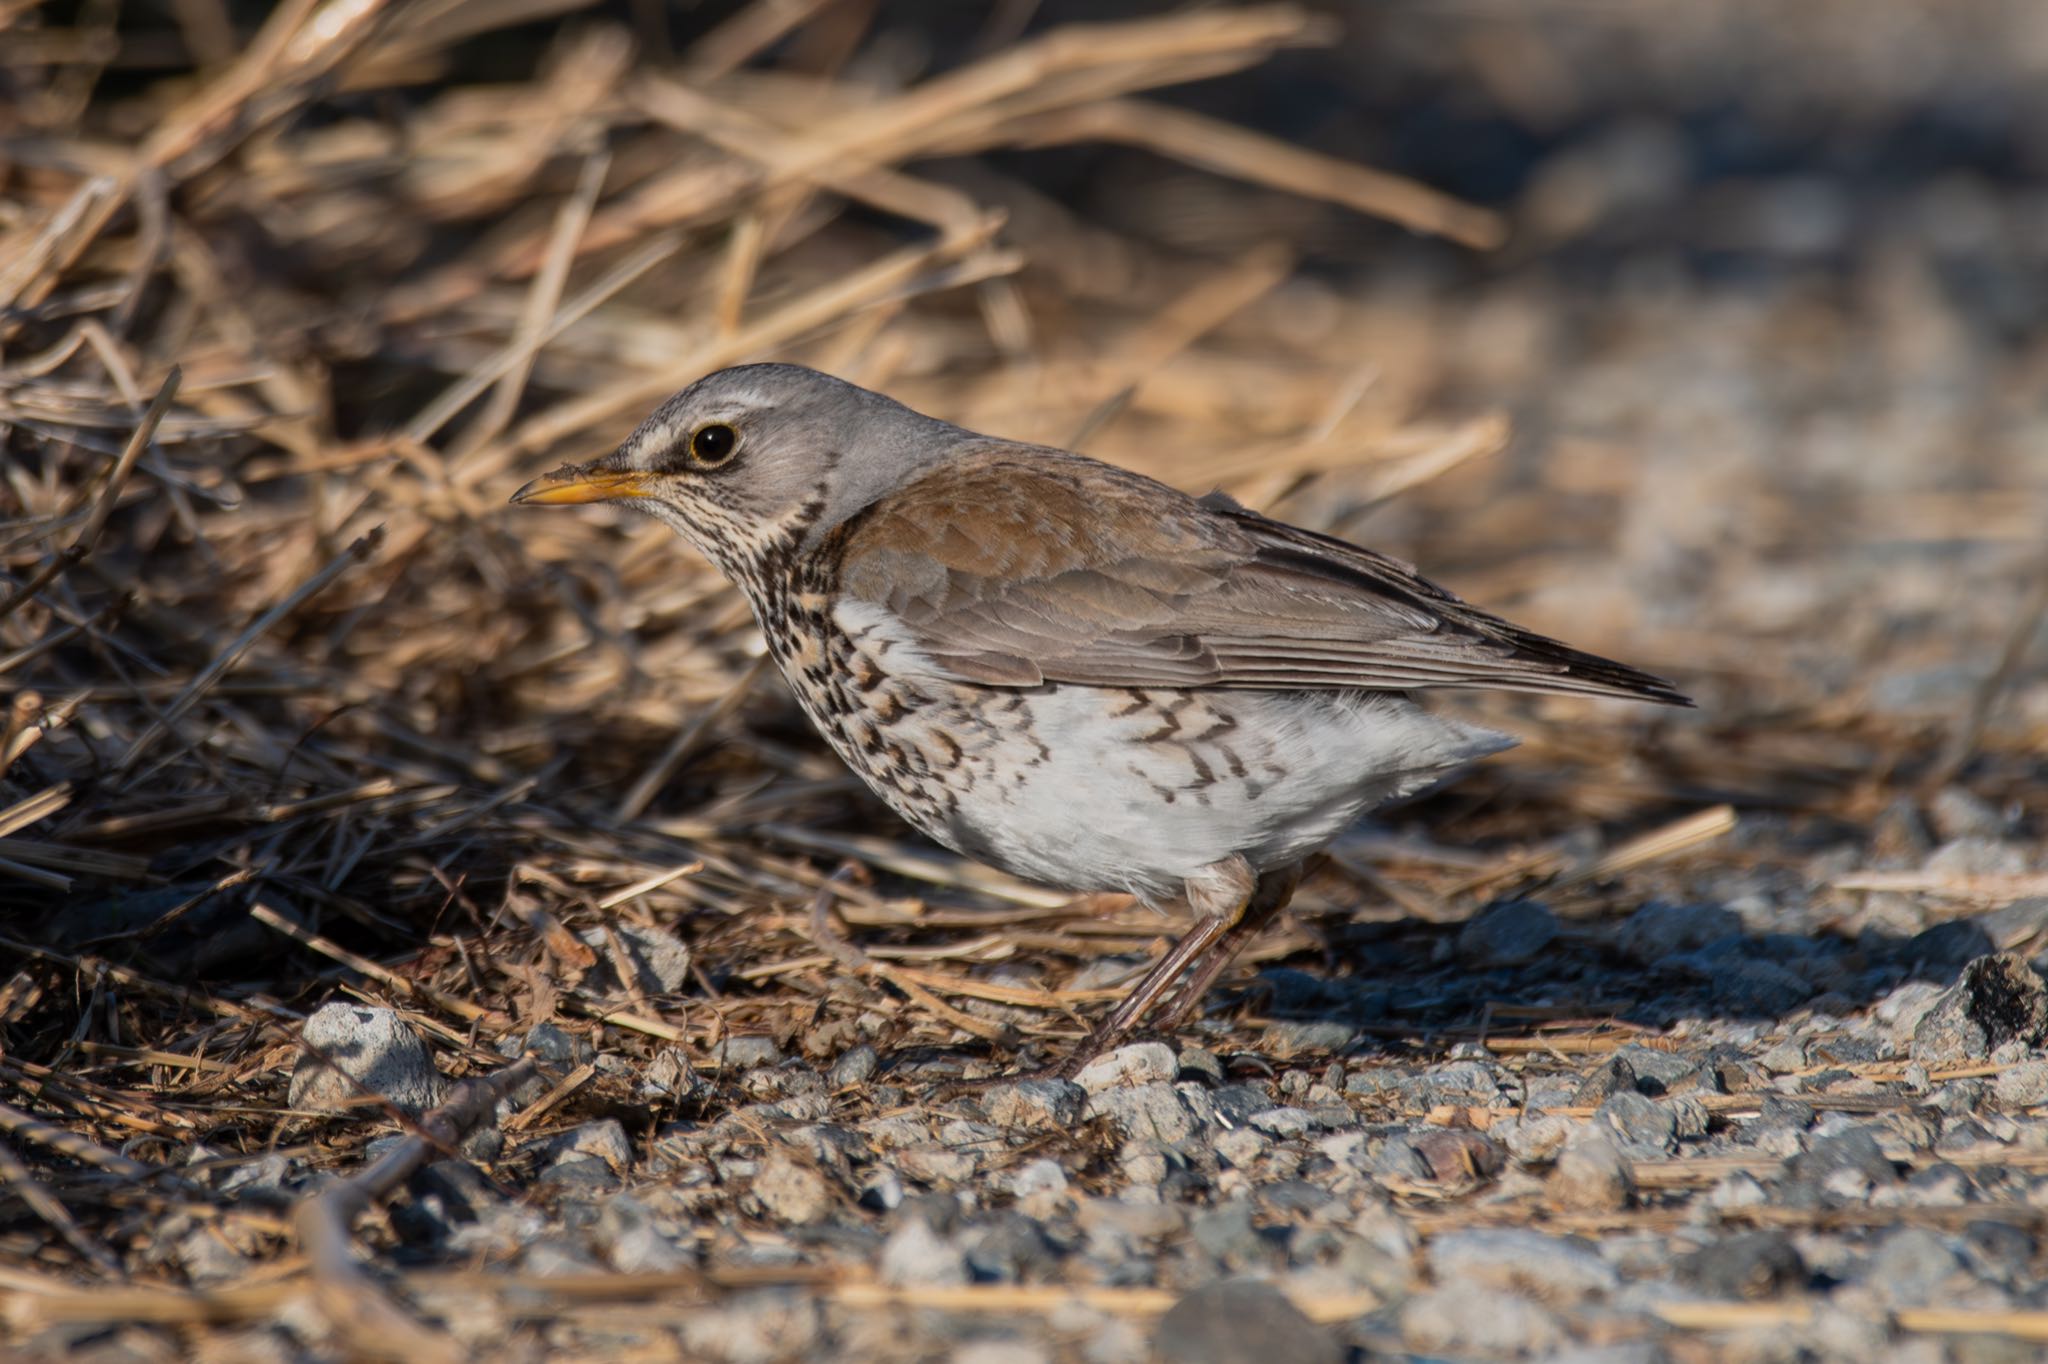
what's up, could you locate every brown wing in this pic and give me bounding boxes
[831,448,1691,705]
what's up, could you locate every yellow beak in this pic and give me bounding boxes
[509,466,653,506]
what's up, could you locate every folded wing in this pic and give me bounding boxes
[830,449,1690,706]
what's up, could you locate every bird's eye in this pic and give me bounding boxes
[689,423,738,466]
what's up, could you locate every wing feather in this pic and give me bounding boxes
[830,449,1690,706]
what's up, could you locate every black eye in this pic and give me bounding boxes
[690,423,738,466]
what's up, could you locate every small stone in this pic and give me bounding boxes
[1456,898,1559,967]
[1427,1229,1620,1303]
[1617,901,1741,963]
[955,1340,1051,1364]
[1911,953,2048,1065]
[1711,958,1815,1014]
[1084,1081,1196,1144]
[1401,1286,1563,1357]
[520,1234,603,1276]
[830,1044,880,1088]
[880,1215,968,1287]
[1861,1227,1967,1309]
[1992,1060,2048,1108]
[982,1079,1085,1132]
[1677,1231,1805,1299]
[1154,1279,1341,1364]
[595,1194,693,1272]
[637,1048,697,1105]
[288,1003,446,1115]
[1596,1091,1678,1155]
[545,1119,632,1173]
[1707,1171,1772,1209]
[1409,1129,1507,1190]
[1928,788,2012,840]
[1669,1095,1711,1141]
[1927,837,2029,878]
[1758,1039,1807,1074]
[1877,982,1948,1047]
[1266,1020,1357,1056]
[1505,1115,1575,1166]
[1007,1158,1068,1205]
[1177,1047,1227,1086]
[716,1035,784,1070]
[1548,1134,1633,1212]
[1189,1201,1282,1273]
[676,1290,819,1362]
[577,920,691,995]
[1247,1106,1317,1139]
[172,1220,249,1284]
[859,1169,905,1213]
[860,1114,931,1150]
[1118,1139,1170,1189]
[1074,1042,1178,1094]
[962,1213,1057,1284]
[751,1152,832,1224]
[1215,1128,1270,1169]
[1572,1055,1639,1107]
[1790,1128,1897,1196]
[517,1021,594,1067]
[898,1145,979,1185]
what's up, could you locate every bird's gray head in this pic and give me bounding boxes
[511,363,959,577]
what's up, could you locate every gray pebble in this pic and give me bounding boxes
[288,1003,446,1116]
[715,1035,784,1070]
[879,1216,968,1287]
[1401,1286,1563,1357]
[1572,1055,1639,1107]
[1549,1134,1634,1212]
[1189,1201,1283,1273]
[1992,1060,2048,1107]
[751,1152,832,1224]
[1074,1042,1178,1093]
[1247,1106,1318,1138]
[1617,901,1741,963]
[1596,1090,1678,1155]
[1084,1081,1197,1144]
[1457,898,1559,967]
[1860,1227,1968,1308]
[595,1193,694,1273]
[577,920,691,995]
[1427,1228,1620,1303]
[1154,1278,1340,1364]
[637,1048,697,1105]
[1928,788,2012,840]
[982,1078,1085,1132]
[830,1043,879,1088]
[1265,1020,1357,1056]
[1912,953,2048,1065]
[517,1021,593,1067]
[675,1290,820,1362]
[1176,1046,1227,1086]
[1677,1231,1805,1299]
[859,1169,905,1213]
[898,1145,979,1185]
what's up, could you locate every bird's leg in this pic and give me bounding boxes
[1062,858,1259,1068]
[1146,862,1304,1034]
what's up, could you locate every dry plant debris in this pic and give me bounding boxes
[3,2,2047,1361]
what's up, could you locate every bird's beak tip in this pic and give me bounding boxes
[509,465,651,506]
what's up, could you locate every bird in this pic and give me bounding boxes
[512,363,1689,1066]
